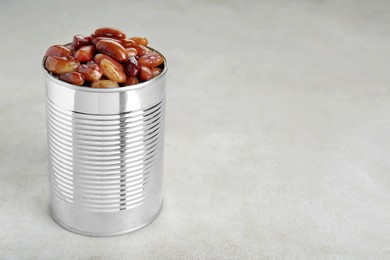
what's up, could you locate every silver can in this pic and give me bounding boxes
[43,54,167,236]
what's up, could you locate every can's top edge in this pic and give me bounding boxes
[42,46,168,93]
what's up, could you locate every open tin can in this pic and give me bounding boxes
[43,51,167,236]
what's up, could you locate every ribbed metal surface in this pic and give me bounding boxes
[47,99,165,213]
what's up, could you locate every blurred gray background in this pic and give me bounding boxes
[1,0,390,258]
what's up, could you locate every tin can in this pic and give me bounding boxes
[43,53,167,236]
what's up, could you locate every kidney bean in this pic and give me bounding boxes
[120,41,146,56]
[93,53,124,72]
[78,63,102,82]
[74,45,95,62]
[72,35,93,50]
[138,66,153,82]
[125,76,139,86]
[139,44,152,54]
[138,53,164,68]
[126,48,137,56]
[151,67,162,77]
[96,40,129,62]
[130,37,148,46]
[94,27,126,39]
[124,56,139,77]
[91,80,119,88]
[121,38,136,47]
[100,59,127,83]
[59,72,85,85]
[92,37,122,45]
[45,45,72,57]
[45,56,80,74]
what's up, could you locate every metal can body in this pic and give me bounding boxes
[44,59,167,236]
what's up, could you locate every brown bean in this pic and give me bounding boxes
[45,56,80,74]
[94,27,126,39]
[45,45,72,57]
[151,67,162,77]
[91,80,119,88]
[125,76,139,86]
[93,53,124,72]
[138,53,164,68]
[100,59,127,83]
[138,66,153,82]
[126,48,137,56]
[96,40,129,62]
[130,37,148,46]
[59,72,85,86]
[74,45,95,63]
[78,63,102,82]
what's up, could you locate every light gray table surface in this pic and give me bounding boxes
[1,0,389,259]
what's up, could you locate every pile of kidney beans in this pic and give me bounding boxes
[44,27,164,88]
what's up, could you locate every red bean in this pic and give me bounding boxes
[94,27,126,39]
[151,67,162,77]
[78,63,102,82]
[125,76,139,86]
[45,45,72,57]
[72,35,92,50]
[126,48,137,56]
[96,40,129,62]
[124,56,139,77]
[59,72,85,85]
[130,37,149,46]
[138,66,153,82]
[92,37,122,45]
[45,56,80,74]
[138,53,164,68]
[91,80,119,88]
[74,45,95,63]
[120,41,146,57]
[100,59,127,83]
[94,53,124,72]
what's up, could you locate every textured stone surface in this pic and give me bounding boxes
[0,0,389,258]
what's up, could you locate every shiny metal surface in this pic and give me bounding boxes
[44,57,167,236]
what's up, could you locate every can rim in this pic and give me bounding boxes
[42,46,168,93]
